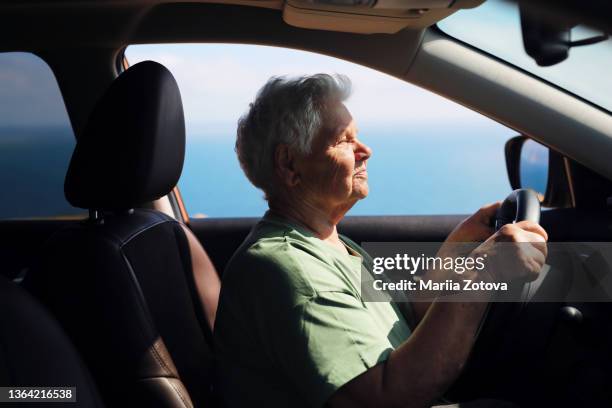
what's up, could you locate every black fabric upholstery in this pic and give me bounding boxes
[0,275,104,408]
[24,210,214,407]
[64,61,185,210]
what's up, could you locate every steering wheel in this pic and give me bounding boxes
[445,189,543,402]
[490,188,543,305]
[494,188,541,232]
[487,188,543,306]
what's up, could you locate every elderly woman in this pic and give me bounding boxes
[214,74,547,408]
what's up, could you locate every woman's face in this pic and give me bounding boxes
[295,101,372,212]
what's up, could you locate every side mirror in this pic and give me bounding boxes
[504,136,572,207]
[520,139,549,200]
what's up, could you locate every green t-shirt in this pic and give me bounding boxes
[214,211,412,407]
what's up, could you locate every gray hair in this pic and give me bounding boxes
[235,73,351,199]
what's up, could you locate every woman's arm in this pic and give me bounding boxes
[411,202,502,325]
[329,272,490,408]
[329,219,547,408]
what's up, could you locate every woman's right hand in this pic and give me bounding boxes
[472,220,548,283]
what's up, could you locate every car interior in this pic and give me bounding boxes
[1,0,612,407]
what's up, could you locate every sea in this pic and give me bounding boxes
[0,122,514,219]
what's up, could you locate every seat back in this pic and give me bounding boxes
[24,61,220,407]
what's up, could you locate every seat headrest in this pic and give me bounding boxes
[65,61,185,210]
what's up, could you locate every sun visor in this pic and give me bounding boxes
[283,0,484,34]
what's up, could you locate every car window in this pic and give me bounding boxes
[126,44,515,218]
[0,52,84,220]
[438,0,612,113]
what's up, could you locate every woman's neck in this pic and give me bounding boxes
[269,194,351,243]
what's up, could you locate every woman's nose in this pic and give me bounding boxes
[355,139,372,161]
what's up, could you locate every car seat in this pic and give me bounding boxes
[24,61,221,407]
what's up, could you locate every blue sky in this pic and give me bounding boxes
[125,43,495,136]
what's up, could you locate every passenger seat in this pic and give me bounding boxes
[24,61,221,407]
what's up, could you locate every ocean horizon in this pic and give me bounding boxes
[0,122,514,219]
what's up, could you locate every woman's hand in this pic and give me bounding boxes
[434,202,501,263]
[413,202,548,319]
[443,201,548,283]
[472,220,548,283]
[446,201,501,243]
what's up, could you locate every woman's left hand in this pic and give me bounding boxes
[445,201,501,244]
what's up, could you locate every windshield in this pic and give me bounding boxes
[438,0,612,112]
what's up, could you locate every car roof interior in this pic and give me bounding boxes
[2,0,612,184]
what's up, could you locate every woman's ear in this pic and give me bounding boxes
[274,144,300,187]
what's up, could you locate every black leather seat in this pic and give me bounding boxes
[0,275,104,408]
[24,61,220,408]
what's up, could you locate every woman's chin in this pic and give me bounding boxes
[352,185,369,199]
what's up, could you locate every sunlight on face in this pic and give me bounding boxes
[296,101,372,211]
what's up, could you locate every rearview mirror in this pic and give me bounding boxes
[519,3,609,67]
[520,4,571,66]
